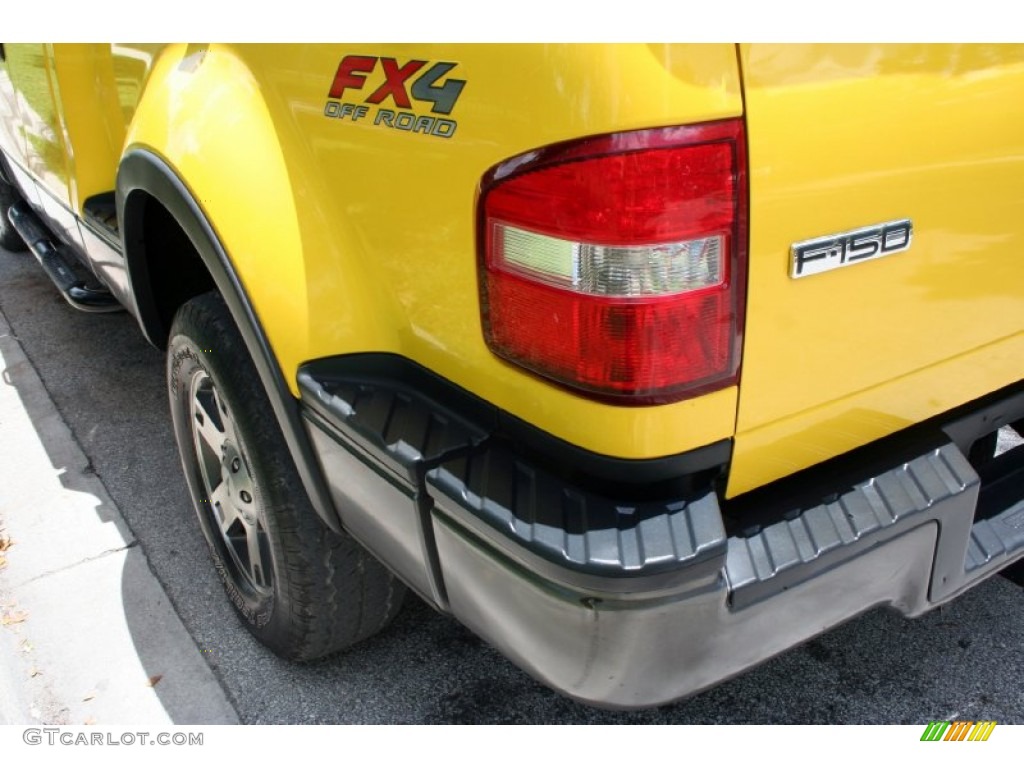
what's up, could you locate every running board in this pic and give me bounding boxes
[7,202,121,313]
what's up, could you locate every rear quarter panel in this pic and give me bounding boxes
[125,43,744,458]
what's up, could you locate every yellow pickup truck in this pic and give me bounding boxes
[1,43,1022,709]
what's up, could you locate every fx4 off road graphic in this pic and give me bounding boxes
[324,55,466,139]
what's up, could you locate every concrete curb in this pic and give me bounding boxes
[0,303,239,725]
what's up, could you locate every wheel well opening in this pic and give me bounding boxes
[135,194,216,347]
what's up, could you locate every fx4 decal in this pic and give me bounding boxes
[323,55,466,139]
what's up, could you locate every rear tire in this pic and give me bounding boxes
[167,291,405,660]
[0,177,28,252]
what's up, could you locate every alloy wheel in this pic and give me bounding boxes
[188,369,274,596]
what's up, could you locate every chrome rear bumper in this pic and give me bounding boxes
[298,356,1024,708]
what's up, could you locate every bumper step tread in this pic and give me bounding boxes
[726,444,976,607]
[297,368,487,485]
[427,444,726,582]
[966,501,1024,571]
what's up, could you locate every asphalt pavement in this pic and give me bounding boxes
[1,244,1022,724]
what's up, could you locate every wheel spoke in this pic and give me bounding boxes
[209,483,237,534]
[245,524,270,589]
[192,387,226,455]
[212,385,239,447]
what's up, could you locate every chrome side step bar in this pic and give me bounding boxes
[7,201,120,313]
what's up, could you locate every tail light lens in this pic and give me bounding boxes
[479,120,747,404]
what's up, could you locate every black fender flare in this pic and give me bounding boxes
[116,147,343,533]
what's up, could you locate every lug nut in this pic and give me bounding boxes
[240,490,252,504]
[231,457,241,472]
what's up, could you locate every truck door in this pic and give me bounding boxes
[0,44,37,204]
[0,43,82,251]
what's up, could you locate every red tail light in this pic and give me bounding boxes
[479,120,747,404]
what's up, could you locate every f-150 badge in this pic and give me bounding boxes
[790,219,913,278]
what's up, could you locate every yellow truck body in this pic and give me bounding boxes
[1,43,1022,708]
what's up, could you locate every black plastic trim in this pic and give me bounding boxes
[297,352,732,592]
[723,379,1024,607]
[82,191,121,253]
[966,499,1024,572]
[428,447,727,592]
[116,148,342,533]
[301,354,728,588]
[726,443,977,608]
[299,353,731,490]
[297,360,490,486]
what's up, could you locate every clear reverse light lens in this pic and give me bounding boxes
[496,223,724,298]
